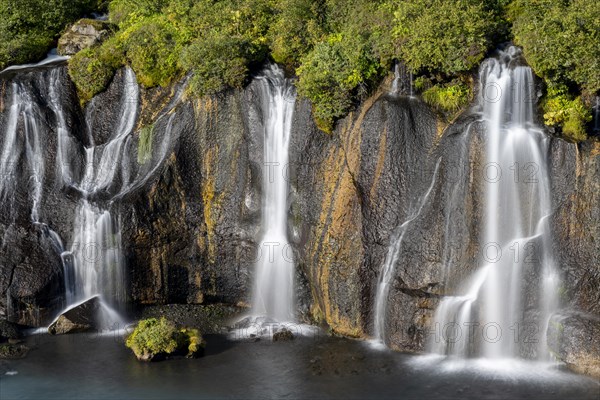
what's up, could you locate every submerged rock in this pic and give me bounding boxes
[58,19,111,56]
[273,328,294,342]
[48,296,101,335]
[547,312,600,379]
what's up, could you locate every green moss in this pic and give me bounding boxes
[510,0,600,94]
[392,0,502,75]
[137,124,154,164]
[120,16,183,88]
[0,0,103,70]
[68,37,124,104]
[296,32,381,133]
[125,317,205,361]
[542,84,592,142]
[422,81,471,115]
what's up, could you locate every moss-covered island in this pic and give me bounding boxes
[125,317,205,361]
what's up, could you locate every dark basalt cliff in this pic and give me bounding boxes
[0,63,598,374]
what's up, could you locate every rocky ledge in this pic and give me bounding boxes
[58,19,111,56]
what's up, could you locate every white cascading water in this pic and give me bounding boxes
[58,68,140,324]
[0,82,45,222]
[429,47,559,360]
[251,65,296,323]
[373,160,441,344]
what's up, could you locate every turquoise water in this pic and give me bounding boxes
[1,333,598,399]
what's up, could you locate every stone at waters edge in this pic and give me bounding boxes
[48,296,101,335]
[0,320,22,342]
[547,312,600,379]
[273,328,294,342]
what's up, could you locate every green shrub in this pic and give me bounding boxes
[542,84,592,142]
[296,31,382,132]
[510,0,600,94]
[120,16,183,87]
[0,0,103,69]
[180,33,249,97]
[68,37,124,104]
[125,317,205,361]
[267,0,325,68]
[392,0,500,75]
[422,81,471,115]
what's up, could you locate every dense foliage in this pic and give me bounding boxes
[125,317,204,361]
[509,0,599,141]
[2,0,597,139]
[0,0,103,69]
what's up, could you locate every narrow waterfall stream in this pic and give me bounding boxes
[373,160,441,344]
[0,60,184,328]
[429,47,559,359]
[52,68,141,326]
[251,65,296,323]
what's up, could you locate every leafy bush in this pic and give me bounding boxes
[0,0,103,69]
[422,81,471,115]
[68,37,124,104]
[391,0,500,75]
[179,33,249,97]
[542,84,592,142]
[510,0,600,94]
[125,317,205,361]
[296,33,381,132]
[120,16,183,87]
[267,0,325,68]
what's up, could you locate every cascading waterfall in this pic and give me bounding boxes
[57,68,140,323]
[0,82,46,221]
[373,160,441,343]
[250,65,296,323]
[429,47,559,360]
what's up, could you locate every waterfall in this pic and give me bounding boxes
[250,65,296,323]
[56,68,140,324]
[0,81,46,221]
[0,58,191,328]
[429,47,559,360]
[391,62,401,95]
[373,159,441,344]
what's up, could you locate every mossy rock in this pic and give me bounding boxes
[58,19,112,56]
[0,344,29,360]
[125,317,206,362]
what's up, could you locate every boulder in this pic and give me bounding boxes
[48,296,101,335]
[547,311,600,379]
[57,19,111,56]
[0,320,22,342]
[0,343,29,359]
[273,327,294,342]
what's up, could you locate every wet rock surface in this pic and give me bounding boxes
[136,304,243,334]
[0,63,598,377]
[273,327,294,341]
[0,320,22,342]
[548,311,600,379]
[48,296,101,335]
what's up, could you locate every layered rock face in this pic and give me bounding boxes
[0,62,598,373]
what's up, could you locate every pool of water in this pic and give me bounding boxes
[1,333,598,399]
